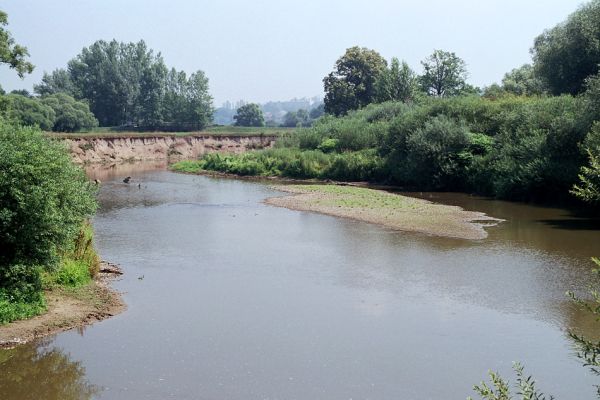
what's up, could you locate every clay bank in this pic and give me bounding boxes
[60,134,277,164]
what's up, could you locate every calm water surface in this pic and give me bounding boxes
[2,163,600,400]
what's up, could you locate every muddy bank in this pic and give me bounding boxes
[0,262,125,349]
[266,184,502,240]
[63,134,276,164]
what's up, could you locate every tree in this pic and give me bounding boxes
[234,103,264,127]
[186,71,214,129]
[375,58,418,103]
[420,50,469,97]
[5,94,55,130]
[501,64,546,96]
[34,69,77,97]
[161,68,213,130]
[323,46,387,116]
[67,40,167,126]
[532,0,600,95]
[0,11,34,78]
[138,61,167,128]
[41,93,98,132]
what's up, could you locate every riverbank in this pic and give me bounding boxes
[266,184,501,240]
[0,262,125,349]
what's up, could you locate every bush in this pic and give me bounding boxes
[52,259,92,287]
[41,93,98,132]
[0,119,97,272]
[4,94,55,130]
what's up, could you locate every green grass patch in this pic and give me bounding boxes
[289,184,418,209]
[0,293,46,325]
[0,222,100,324]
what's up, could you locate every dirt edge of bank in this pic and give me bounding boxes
[0,262,126,349]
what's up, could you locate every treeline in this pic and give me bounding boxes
[176,0,600,204]
[1,38,214,132]
[35,40,214,130]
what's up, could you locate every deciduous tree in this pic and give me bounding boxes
[234,103,264,127]
[323,47,387,116]
[0,11,33,78]
[420,50,468,97]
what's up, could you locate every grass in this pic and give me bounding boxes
[291,184,420,209]
[267,184,498,240]
[0,293,46,325]
[47,125,294,139]
[0,222,100,325]
[170,148,385,181]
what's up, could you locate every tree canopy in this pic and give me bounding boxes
[532,0,600,95]
[375,58,418,103]
[5,94,55,130]
[0,10,33,78]
[41,93,98,132]
[33,39,214,129]
[420,50,469,97]
[323,47,388,116]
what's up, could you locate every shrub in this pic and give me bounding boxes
[4,94,55,130]
[0,119,98,269]
[41,93,98,132]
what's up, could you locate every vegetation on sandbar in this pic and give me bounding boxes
[266,184,499,240]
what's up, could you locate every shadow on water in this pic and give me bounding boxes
[536,216,600,231]
[0,340,98,400]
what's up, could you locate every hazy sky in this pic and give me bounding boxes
[1,0,583,105]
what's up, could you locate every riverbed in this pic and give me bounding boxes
[1,163,599,399]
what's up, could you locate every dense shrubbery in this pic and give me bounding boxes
[1,93,98,132]
[41,93,98,132]
[180,94,596,202]
[173,147,385,182]
[0,119,98,323]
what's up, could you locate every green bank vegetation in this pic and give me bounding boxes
[0,120,98,324]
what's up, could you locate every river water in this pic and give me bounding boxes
[1,163,600,399]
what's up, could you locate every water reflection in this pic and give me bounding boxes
[0,340,98,400]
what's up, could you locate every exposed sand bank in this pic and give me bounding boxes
[265,184,502,240]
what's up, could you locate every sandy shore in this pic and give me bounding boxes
[0,262,125,349]
[265,184,501,240]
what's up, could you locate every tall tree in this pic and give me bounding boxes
[0,11,33,78]
[375,58,418,102]
[67,40,165,126]
[187,71,214,129]
[532,0,600,95]
[34,69,77,97]
[420,50,468,97]
[323,46,387,116]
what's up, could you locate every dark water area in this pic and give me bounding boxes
[2,163,600,399]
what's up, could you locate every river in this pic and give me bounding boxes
[1,163,600,399]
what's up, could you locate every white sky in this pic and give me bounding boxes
[0,0,583,105]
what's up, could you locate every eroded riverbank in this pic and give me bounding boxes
[266,184,502,239]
